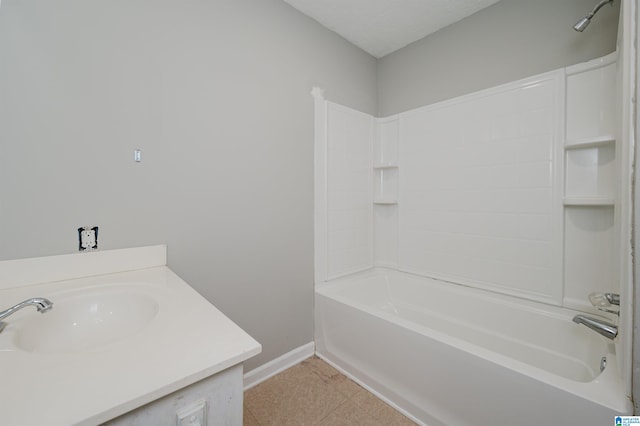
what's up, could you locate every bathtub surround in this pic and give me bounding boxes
[0,0,620,389]
[315,55,621,309]
[313,40,635,421]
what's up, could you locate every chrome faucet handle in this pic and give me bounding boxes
[605,293,620,306]
[588,292,620,315]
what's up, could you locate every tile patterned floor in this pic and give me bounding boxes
[244,356,416,426]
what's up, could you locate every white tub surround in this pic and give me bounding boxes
[315,269,632,425]
[0,246,261,426]
[313,53,623,309]
[313,38,635,422]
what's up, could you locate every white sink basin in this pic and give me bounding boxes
[13,286,159,354]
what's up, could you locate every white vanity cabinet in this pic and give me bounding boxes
[0,246,261,426]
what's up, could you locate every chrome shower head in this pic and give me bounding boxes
[573,0,614,32]
[573,16,591,32]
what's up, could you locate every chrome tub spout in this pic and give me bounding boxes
[572,314,617,340]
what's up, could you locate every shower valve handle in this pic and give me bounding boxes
[605,293,620,306]
[588,292,620,315]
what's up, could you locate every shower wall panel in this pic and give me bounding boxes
[562,56,619,312]
[316,55,619,310]
[397,71,564,303]
[325,103,374,279]
[566,62,616,141]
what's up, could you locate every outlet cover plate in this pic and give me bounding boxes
[176,399,207,426]
[78,226,98,251]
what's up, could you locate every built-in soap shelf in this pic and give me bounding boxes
[564,139,615,206]
[565,135,615,150]
[563,197,615,206]
[374,118,400,206]
[374,166,398,205]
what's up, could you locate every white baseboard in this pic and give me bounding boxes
[243,342,315,390]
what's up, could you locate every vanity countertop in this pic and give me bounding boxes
[0,246,261,425]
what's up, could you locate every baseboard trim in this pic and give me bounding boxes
[243,342,315,390]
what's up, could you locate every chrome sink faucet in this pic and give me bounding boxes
[572,315,617,340]
[0,298,53,333]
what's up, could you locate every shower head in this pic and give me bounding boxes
[573,16,592,32]
[573,0,614,32]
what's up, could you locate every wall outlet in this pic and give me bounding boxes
[176,399,207,426]
[78,226,98,251]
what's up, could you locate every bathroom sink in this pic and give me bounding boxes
[13,287,159,354]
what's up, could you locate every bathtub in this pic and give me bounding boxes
[315,268,632,426]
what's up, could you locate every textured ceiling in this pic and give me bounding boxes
[283,0,502,58]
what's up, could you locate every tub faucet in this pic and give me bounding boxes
[0,298,53,333]
[572,314,617,340]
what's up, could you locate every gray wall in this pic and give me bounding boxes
[0,0,376,370]
[0,0,623,374]
[378,0,620,116]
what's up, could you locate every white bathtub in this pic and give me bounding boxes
[315,268,632,426]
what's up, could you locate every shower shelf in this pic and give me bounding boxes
[373,164,398,169]
[565,135,615,150]
[374,167,398,206]
[563,197,615,206]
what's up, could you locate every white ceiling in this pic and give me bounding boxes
[283,0,502,58]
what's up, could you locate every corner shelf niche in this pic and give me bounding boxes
[373,117,400,267]
[374,166,398,205]
[373,118,400,206]
[564,141,615,203]
[563,197,615,206]
[565,135,615,150]
[562,55,618,310]
[563,139,617,304]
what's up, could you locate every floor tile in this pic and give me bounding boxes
[318,399,382,426]
[245,363,347,426]
[244,357,416,426]
[302,356,363,398]
[351,388,416,426]
[243,405,260,426]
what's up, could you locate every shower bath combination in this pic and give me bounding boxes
[312,39,635,422]
[574,0,615,31]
